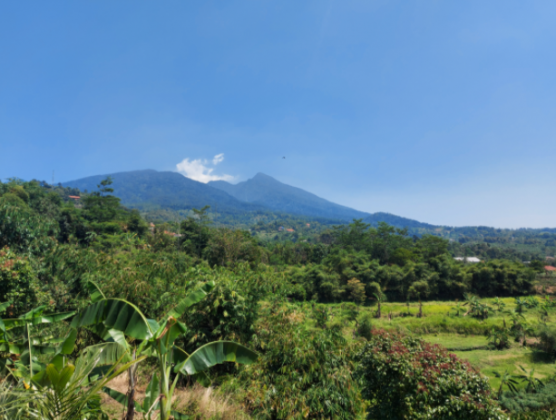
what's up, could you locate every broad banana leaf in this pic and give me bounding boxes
[3,311,75,329]
[86,280,106,303]
[166,281,215,319]
[175,341,258,375]
[87,324,129,350]
[81,342,132,365]
[142,372,160,413]
[71,299,153,340]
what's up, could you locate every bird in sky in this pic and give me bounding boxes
[282,156,286,159]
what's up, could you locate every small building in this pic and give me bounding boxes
[286,228,295,233]
[278,226,284,232]
[545,266,556,276]
[454,257,481,263]
[68,195,80,200]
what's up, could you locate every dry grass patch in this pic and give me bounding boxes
[101,372,250,420]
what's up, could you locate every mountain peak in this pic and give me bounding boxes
[210,172,370,221]
[252,172,277,181]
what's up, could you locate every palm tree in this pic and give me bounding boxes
[493,370,518,399]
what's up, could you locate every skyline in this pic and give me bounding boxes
[1,1,555,228]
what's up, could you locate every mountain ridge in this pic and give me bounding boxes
[63,169,435,229]
[209,173,370,221]
[63,169,267,215]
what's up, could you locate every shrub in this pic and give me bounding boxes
[500,383,556,413]
[355,330,505,420]
[0,247,44,316]
[538,325,556,355]
[356,314,373,340]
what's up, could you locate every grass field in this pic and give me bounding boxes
[296,295,556,394]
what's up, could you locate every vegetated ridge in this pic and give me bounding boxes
[64,169,434,229]
[209,172,369,221]
[63,169,267,216]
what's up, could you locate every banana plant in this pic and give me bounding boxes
[492,297,506,312]
[514,365,544,393]
[493,370,518,399]
[450,300,464,317]
[539,299,552,320]
[515,297,528,314]
[71,280,258,420]
[527,296,540,309]
[0,304,75,381]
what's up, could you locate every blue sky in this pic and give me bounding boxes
[1,1,555,228]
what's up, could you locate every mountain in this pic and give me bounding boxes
[63,169,266,215]
[64,169,435,230]
[209,173,370,221]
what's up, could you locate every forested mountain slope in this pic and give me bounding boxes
[63,169,266,215]
[210,172,370,221]
[65,170,436,229]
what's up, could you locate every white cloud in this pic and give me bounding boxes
[212,153,224,165]
[176,154,234,183]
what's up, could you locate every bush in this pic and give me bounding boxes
[538,326,556,355]
[356,314,373,340]
[0,247,44,316]
[500,383,556,413]
[355,330,505,419]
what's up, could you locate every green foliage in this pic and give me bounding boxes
[0,248,43,317]
[356,314,373,340]
[2,346,141,420]
[538,325,556,355]
[75,280,257,420]
[487,323,512,350]
[501,383,556,414]
[355,331,504,419]
[238,304,362,419]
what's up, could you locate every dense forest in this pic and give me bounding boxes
[1,177,555,419]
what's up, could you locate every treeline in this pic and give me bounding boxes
[1,178,540,308]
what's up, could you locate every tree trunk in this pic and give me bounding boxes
[125,350,137,420]
[377,301,381,318]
